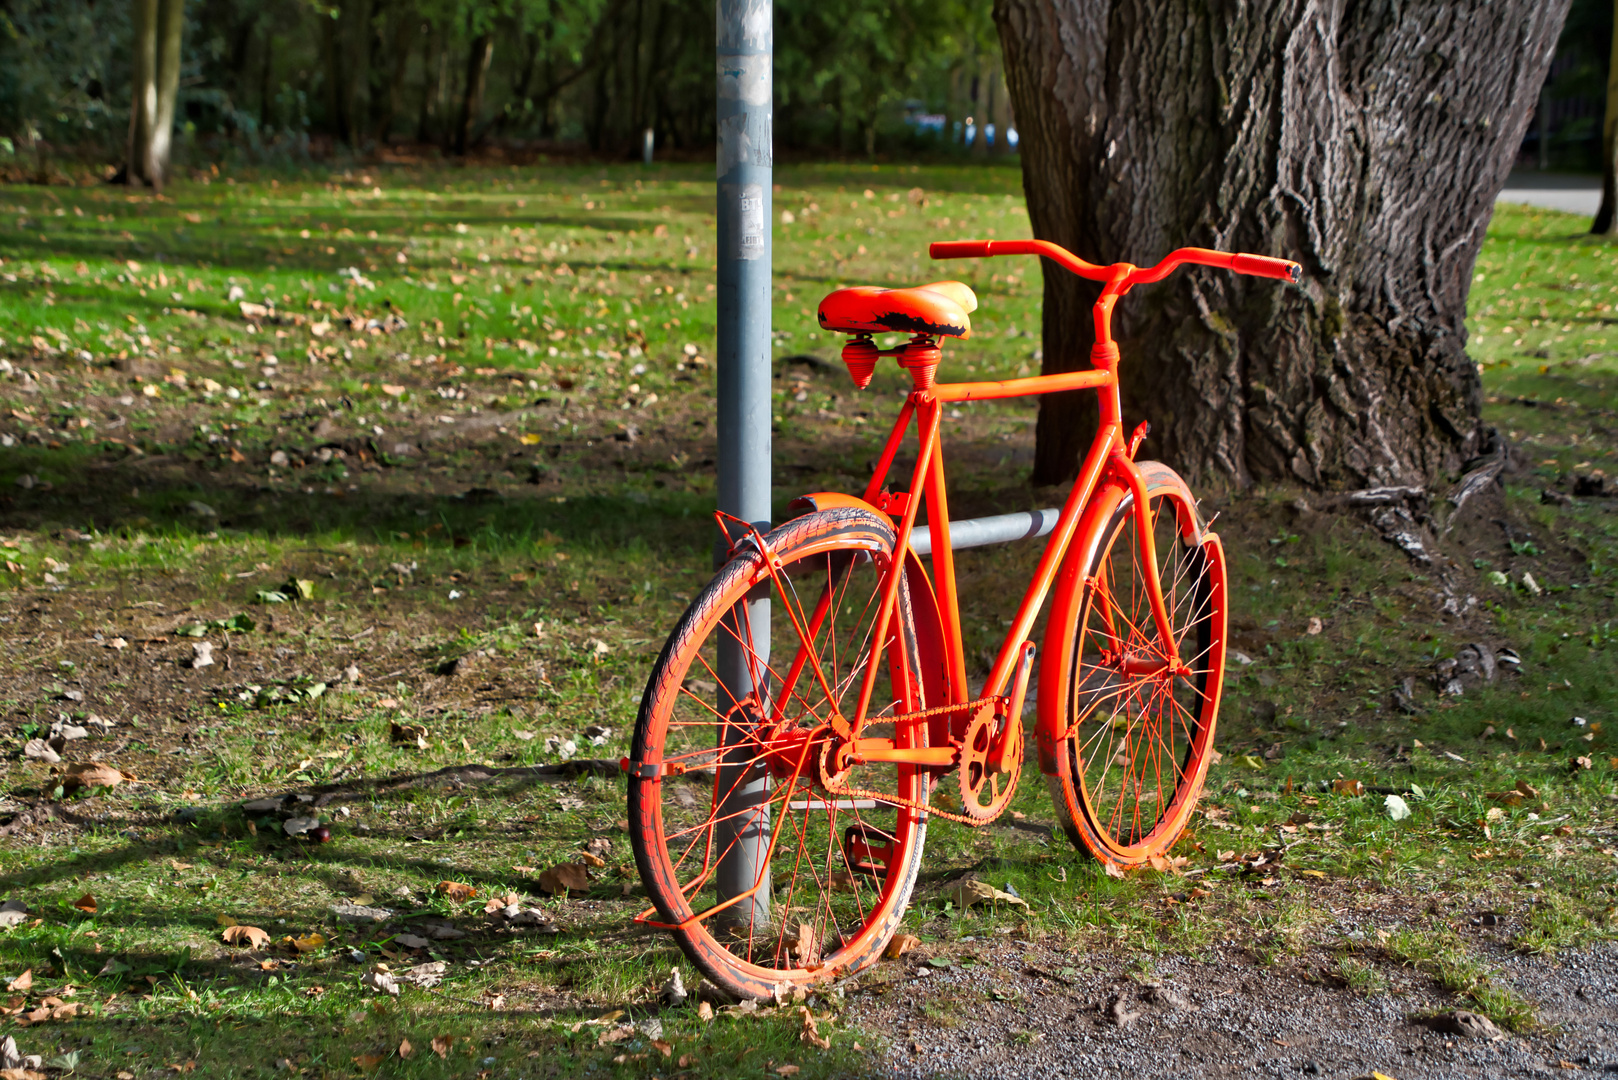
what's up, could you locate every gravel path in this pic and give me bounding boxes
[843,940,1617,1079]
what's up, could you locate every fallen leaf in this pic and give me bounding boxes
[221,925,270,949]
[1103,861,1127,880]
[6,970,31,992]
[1331,778,1365,797]
[398,1039,413,1059]
[352,1053,386,1071]
[1306,617,1322,635]
[72,894,97,914]
[1515,780,1540,799]
[884,933,920,960]
[390,722,429,749]
[290,932,325,953]
[944,877,1028,909]
[536,863,591,896]
[798,1005,831,1049]
[775,1066,800,1076]
[436,881,478,903]
[431,1035,453,1058]
[62,763,127,793]
[1235,754,1266,770]
[360,971,399,997]
[697,1000,715,1022]
[651,1039,673,1058]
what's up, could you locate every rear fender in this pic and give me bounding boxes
[787,491,887,519]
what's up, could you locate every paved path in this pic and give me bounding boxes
[1495,171,1602,216]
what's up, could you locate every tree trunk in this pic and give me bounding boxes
[1595,0,1618,235]
[997,0,1571,491]
[126,0,184,189]
[456,33,494,155]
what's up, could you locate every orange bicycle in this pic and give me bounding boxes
[626,237,1301,1000]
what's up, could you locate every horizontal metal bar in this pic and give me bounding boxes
[910,508,1061,556]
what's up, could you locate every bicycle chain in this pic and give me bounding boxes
[825,776,991,827]
[818,697,1008,826]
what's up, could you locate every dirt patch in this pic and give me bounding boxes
[847,940,1618,1078]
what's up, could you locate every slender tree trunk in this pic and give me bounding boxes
[380,8,415,143]
[322,14,348,142]
[259,23,275,131]
[997,0,1571,491]
[1594,0,1618,235]
[456,33,494,155]
[970,67,987,156]
[126,0,184,189]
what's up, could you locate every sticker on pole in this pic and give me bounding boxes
[723,182,765,260]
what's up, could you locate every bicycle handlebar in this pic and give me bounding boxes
[929,239,1301,287]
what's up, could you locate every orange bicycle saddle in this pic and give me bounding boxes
[818,281,977,339]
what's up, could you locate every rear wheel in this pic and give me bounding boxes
[1044,463,1226,867]
[628,508,930,1000]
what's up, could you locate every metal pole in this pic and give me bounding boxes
[714,0,772,932]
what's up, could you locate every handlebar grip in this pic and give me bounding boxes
[1230,254,1302,283]
[929,240,992,259]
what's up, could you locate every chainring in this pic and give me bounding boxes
[956,704,1022,823]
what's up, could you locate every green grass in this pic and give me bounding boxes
[0,167,1615,1074]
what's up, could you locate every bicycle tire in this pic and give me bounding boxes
[628,507,931,1000]
[1042,461,1226,866]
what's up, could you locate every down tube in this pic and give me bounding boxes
[981,424,1120,700]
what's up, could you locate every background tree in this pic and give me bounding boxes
[997,0,1571,490]
[127,0,186,188]
[1596,0,1618,233]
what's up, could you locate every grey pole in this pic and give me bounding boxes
[714,0,772,933]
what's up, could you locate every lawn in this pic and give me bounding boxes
[0,161,1613,1079]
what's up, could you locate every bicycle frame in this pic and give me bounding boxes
[785,239,1299,766]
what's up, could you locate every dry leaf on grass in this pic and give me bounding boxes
[397,1039,413,1060]
[483,892,522,914]
[1147,853,1188,875]
[71,894,97,914]
[696,1001,714,1022]
[389,722,429,749]
[775,1065,800,1076]
[537,863,591,896]
[360,971,399,997]
[62,763,131,793]
[436,881,477,902]
[577,851,606,868]
[798,1006,831,1050]
[430,1035,453,1058]
[1103,862,1128,880]
[220,925,270,949]
[1331,778,1365,796]
[6,970,31,992]
[289,933,325,953]
[944,878,1028,909]
[884,933,919,960]
[651,1039,673,1058]
[351,1053,386,1071]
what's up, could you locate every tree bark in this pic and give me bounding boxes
[126,0,184,190]
[1595,0,1618,235]
[997,0,1571,491]
[456,33,494,155]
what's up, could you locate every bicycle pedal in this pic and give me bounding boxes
[842,823,896,877]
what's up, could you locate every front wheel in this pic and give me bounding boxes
[1042,462,1227,867]
[628,507,931,1001]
